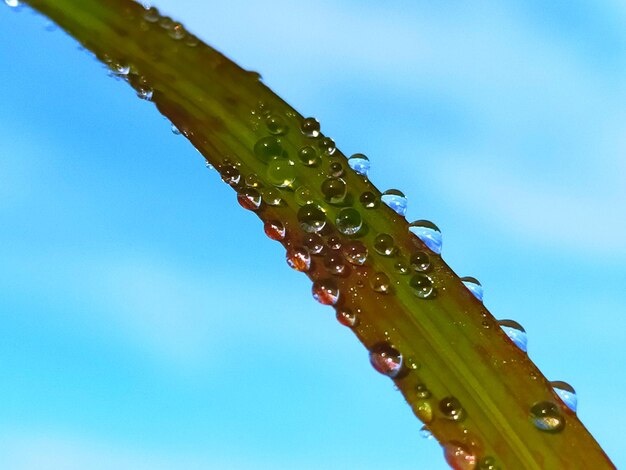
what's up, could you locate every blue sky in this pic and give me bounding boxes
[1,1,624,468]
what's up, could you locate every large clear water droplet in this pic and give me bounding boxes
[319,137,336,156]
[171,123,181,135]
[373,233,396,256]
[409,251,431,272]
[409,220,442,254]
[551,381,577,412]
[321,177,347,204]
[443,441,477,470]
[266,158,296,187]
[298,204,326,233]
[264,220,285,241]
[410,274,435,299]
[336,307,358,327]
[300,117,320,138]
[370,272,391,294]
[266,114,288,135]
[312,279,340,305]
[381,189,407,216]
[5,0,20,8]
[297,146,320,167]
[342,241,368,266]
[461,276,483,301]
[261,188,283,206]
[254,136,283,163]
[439,396,466,421]
[324,252,347,276]
[286,247,311,272]
[369,342,403,378]
[348,153,370,177]
[336,208,363,235]
[328,161,344,177]
[237,188,261,211]
[360,191,378,209]
[304,234,325,255]
[530,401,565,433]
[498,319,527,352]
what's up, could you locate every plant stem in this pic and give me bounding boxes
[19,0,615,468]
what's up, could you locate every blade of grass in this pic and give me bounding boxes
[18,0,615,468]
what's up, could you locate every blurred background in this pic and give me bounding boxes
[1,1,624,468]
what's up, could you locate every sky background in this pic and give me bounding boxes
[1,1,625,468]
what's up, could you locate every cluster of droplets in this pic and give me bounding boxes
[230,107,575,458]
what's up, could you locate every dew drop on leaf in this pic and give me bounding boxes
[312,279,340,305]
[461,276,483,301]
[409,220,442,254]
[381,189,407,216]
[498,319,528,352]
[369,342,403,378]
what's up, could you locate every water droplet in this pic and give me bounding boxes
[373,234,396,256]
[205,161,214,170]
[410,274,435,299]
[342,241,368,265]
[443,441,477,470]
[414,400,433,423]
[381,189,407,216]
[336,307,358,327]
[360,191,379,209]
[136,85,153,101]
[261,188,283,206]
[319,137,336,156]
[245,173,263,188]
[394,261,409,275]
[286,247,311,272]
[461,276,483,301]
[498,320,527,352]
[171,123,181,135]
[439,396,466,421]
[327,236,342,250]
[182,33,198,46]
[348,153,370,177]
[530,401,565,433]
[551,381,577,412]
[168,22,186,40]
[300,117,320,138]
[220,164,241,186]
[370,272,391,294]
[477,456,499,470]
[298,204,326,233]
[410,251,431,272]
[5,0,20,7]
[328,161,344,177]
[143,6,160,22]
[264,220,285,240]
[324,252,347,276]
[419,425,433,439]
[297,146,320,167]
[336,208,363,235]
[321,177,347,203]
[267,158,296,187]
[266,114,288,135]
[304,234,325,255]
[409,220,442,254]
[416,383,432,399]
[312,279,340,305]
[254,136,283,163]
[294,186,315,206]
[109,60,130,75]
[369,342,403,378]
[237,188,261,211]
